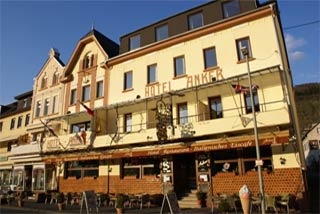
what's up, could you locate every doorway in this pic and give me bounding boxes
[173,153,196,198]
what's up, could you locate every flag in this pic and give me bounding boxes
[232,84,259,94]
[80,101,94,116]
[40,119,58,137]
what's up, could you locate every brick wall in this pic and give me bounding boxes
[212,168,304,197]
[59,175,162,194]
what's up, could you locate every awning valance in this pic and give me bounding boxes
[43,130,289,163]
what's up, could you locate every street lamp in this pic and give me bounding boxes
[241,47,266,214]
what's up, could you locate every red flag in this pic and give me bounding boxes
[80,102,94,116]
[232,84,259,94]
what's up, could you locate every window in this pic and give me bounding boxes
[83,54,94,69]
[65,160,99,179]
[124,71,133,90]
[209,97,223,119]
[52,96,58,114]
[43,98,50,116]
[188,12,203,30]
[52,71,59,85]
[0,122,3,132]
[236,37,252,61]
[32,167,45,191]
[203,47,218,69]
[23,99,28,108]
[10,118,15,130]
[129,35,140,50]
[82,85,90,101]
[122,157,160,179]
[177,103,188,124]
[244,91,260,114]
[17,116,23,128]
[156,24,168,41]
[147,64,157,84]
[124,113,132,132]
[70,89,77,105]
[25,114,30,126]
[41,76,47,89]
[71,121,91,133]
[222,0,240,18]
[96,81,103,98]
[35,101,41,117]
[174,56,186,77]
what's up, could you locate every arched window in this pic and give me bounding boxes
[41,74,47,89]
[83,53,94,70]
[52,69,59,85]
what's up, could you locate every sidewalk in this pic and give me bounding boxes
[0,199,215,214]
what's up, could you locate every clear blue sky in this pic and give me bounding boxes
[0,0,319,105]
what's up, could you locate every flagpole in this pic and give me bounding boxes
[241,47,265,214]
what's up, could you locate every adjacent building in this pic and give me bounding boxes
[0,91,32,190]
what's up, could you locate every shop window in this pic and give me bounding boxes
[12,168,24,189]
[244,91,260,114]
[122,157,160,179]
[174,56,185,77]
[236,37,252,61]
[45,165,57,191]
[32,167,45,191]
[209,97,223,119]
[124,71,133,90]
[147,64,157,84]
[129,34,141,50]
[222,0,240,18]
[156,24,168,41]
[188,12,203,30]
[203,47,218,69]
[65,160,99,179]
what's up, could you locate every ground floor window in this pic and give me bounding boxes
[211,146,272,175]
[65,160,98,179]
[0,169,12,188]
[122,157,160,179]
[32,167,45,191]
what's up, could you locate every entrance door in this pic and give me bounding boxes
[173,153,196,198]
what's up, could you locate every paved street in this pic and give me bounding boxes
[0,199,215,214]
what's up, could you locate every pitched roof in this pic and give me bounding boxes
[80,28,119,58]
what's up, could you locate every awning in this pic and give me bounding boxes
[43,130,289,163]
[0,135,18,143]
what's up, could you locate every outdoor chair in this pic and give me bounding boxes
[265,194,278,213]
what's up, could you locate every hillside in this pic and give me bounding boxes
[294,82,320,133]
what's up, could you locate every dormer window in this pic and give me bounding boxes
[129,35,140,50]
[222,0,240,18]
[188,12,203,30]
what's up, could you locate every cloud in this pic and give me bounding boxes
[285,33,306,61]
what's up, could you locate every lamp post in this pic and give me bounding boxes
[241,47,266,214]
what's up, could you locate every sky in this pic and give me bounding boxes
[0,0,319,105]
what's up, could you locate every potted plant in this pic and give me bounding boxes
[57,192,65,211]
[115,193,128,214]
[16,191,25,207]
[196,191,207,207]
